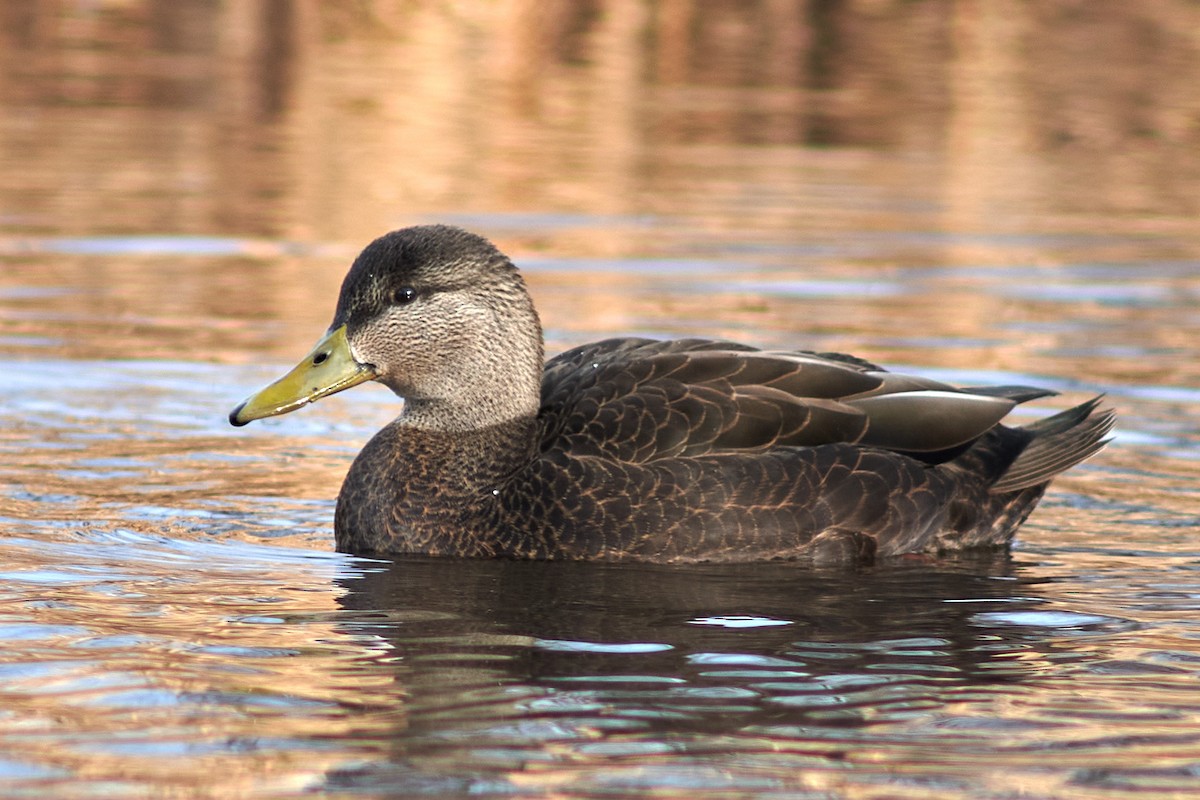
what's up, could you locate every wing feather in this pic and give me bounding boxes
[537,337,1037,465]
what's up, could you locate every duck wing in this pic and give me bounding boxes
[537,337,1031,464]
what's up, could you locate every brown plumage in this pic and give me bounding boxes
[230,225,1115,563]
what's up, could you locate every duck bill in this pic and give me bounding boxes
[229,325,376,426]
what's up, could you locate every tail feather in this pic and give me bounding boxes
[960,385,1059,404]
[989,396,1115,494]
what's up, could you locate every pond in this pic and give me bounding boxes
[2,3,1200,798]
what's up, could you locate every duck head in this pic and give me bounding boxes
[230,225,544,431]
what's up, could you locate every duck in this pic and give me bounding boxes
[229,225,1114,564]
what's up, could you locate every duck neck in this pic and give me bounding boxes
[335,414,539,555]
[399,392,539,433]
[384,309,544,434]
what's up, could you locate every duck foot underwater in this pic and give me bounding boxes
[230,225,1114,564]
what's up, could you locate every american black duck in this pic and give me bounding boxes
[230,225,1114,563]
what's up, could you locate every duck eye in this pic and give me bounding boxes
[392,287,418,305]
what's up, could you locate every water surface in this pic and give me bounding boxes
[3,3,1200,798]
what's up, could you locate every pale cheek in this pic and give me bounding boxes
[347,299,497,381]
[346,328,384,368]
[347,318,408,377]
[348,337,369,365]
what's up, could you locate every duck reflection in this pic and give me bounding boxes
[333,554,1061,724]
[324,556,1108,792]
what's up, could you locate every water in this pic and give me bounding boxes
[3,3,1200,797]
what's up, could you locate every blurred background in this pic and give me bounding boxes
[2,0,1197,366]
[4,0,1199,240]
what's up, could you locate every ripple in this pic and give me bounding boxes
[0,623,90,641]
[533,639,673,654]
[971,610,1129,630]
[688,615,794,628]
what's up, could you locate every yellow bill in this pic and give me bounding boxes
[229,324,376,426]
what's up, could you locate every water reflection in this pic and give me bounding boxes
[0,531,382,796]
[320,555,1128,794]
[2,1,1197,244]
